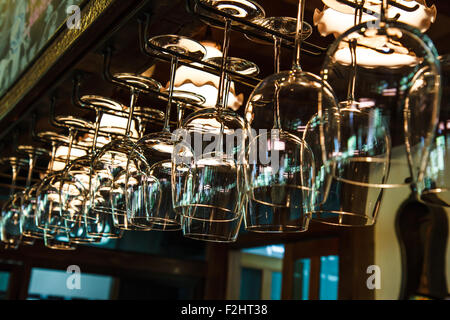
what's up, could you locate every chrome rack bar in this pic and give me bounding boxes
[335,0,380,18]
[72,72,131,120]
[49,95,92,140]
[73,70,176,129]
[138,13,261,89]
[104,44,210,113]
[102,46,154,93]
[49,95,140,146]
[334,0,419,19]
[102,46,182,124]
[71,74,136,126]
[188,0,326,56]
[388,0,419,12]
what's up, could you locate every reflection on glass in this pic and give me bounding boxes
[418,55,450,207]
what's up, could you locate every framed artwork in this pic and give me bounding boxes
[0,0,116,120]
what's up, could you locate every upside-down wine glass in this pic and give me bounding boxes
[88,74,164,232]
[85,82,162,234]
[126,34,207,231]
[319,0,441,219]
[36,125,85,250]
[245,15,312,74]
[179,56,259,241]
[172,0,264,242]
[304,0,391,226]
[244,0,337,232]
[0,157,28,249]
[413,54,449,206]
[19,145,51,240]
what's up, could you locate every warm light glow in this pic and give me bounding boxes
[172,42,244,110]
[175,82,242,110]
[73,173,91,189]
[61,183,82,197]
[151,143,174,154]
[99,113,139,137]
[195,156,236,167]
[315,1,436,37]
[78,133,110,148]
[334,44,420,68]
[187,117,235,135]
[51,146,87,171]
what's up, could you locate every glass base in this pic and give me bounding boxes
[113,211,153,231]
[244,198,309,233]
[45,239,76,250]
[245,224,308,233]
[198,0,265,28]
[310,210,375,227]
[182,215,242,242]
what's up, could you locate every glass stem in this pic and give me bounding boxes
[65,128,76,168]
[216,18,232,110]
[9,163,18,197]
[49,142,57,174]
[273,36,281,73]
[273,81,282,130]
[91,108,102,154]
[125,88,138,137]
[346,2,364,105]
[355,0,365,25]
[137,117,145,138]
[163,55,178,133]
[26,153,35,189]
[176,102,184,129]
[292,0,305,72]
[380,0,388,22]
[214,18,232,155]
[346,39,358,104]
[223,73,231,109]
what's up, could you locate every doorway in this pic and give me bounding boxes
[226,238,339,300]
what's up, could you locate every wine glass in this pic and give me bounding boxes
[320,1,441,194]
[304,103,390,226]
[172,0,264,242]
[413,54,449,207]
[303,3,390,226]
[0,157,28,249]
[59,155,105,244]
[244,0,338,232]
[87,74,163,233]
[35,124,88,249]
[18,145,51,240]
[126,35,207,231]
[36,125,89,250]
[197,0,265,29]
[33,131,74,233]
[245,16,312,73]
[171,57,258,220]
